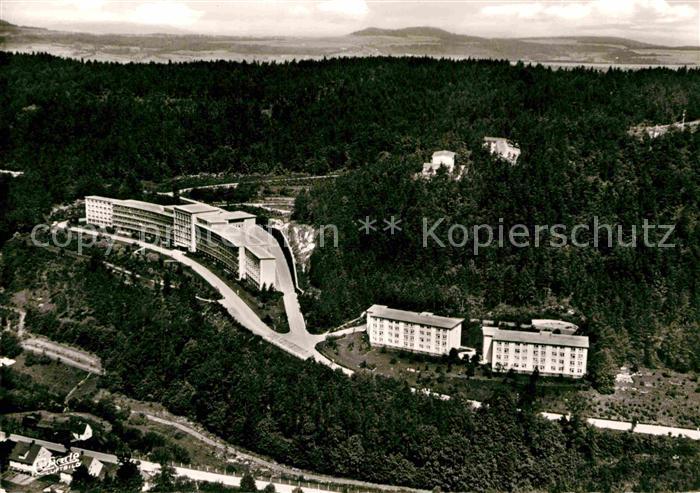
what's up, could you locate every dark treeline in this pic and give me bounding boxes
[0,53,697,423]
[0,53,698,234]
[2,243,699,492]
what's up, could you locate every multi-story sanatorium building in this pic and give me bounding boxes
[366,305,463,356]
[85,196,275,290]
[481,319,589,378]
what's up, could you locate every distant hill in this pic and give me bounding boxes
[1,20,698,66]
[352,26,484,42]
[520,35,659,49]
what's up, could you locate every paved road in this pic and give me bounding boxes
[1,305,26,336]
[541,412,700,440]
[69,227,330,367]
[157,174,341,197]
[4,432,405,493]
[65,226,700,441]
[0,169,24,177]
[2,303,103,374]
[142,413,426,492]
[21,337,104,375]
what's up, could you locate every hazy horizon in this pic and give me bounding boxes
[2,0,698,47]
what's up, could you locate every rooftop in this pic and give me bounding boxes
[197,210,256,225]
[484,136,520,149]
[366,305,463,329]
[117,199,172,215]
[199,222,246,246]
[432,150,456,158]
[9,442,46,465]
[482,325,589,348]
[174,203,219,214]
[245,244,276,260]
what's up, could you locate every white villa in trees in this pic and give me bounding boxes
[419,150,465,180]
[483,137,521,164]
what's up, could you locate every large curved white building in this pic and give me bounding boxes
[85,196,275,290]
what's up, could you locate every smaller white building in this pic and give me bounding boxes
[483,137,521,164]
[481,320,588,378]
[419,150,464,180]
[366,305,463,356]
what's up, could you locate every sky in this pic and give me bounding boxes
[2,0,698,46]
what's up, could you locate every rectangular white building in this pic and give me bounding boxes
[481,321,588,378]
[173,203,219,251]
[366,305,463,356]
[113,199,174,246]
[418,150,465,180]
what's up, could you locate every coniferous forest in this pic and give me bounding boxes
[0,53,697,382]
[0,53,699,490]
[1,243,699,492]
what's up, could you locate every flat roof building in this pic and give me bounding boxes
[85,196,114,228]
[366,305,463,356]
[483,137,521,165]
[419,150,465,180]
[173,203,219,251]
[243,244,277,290]
[113,200,174,246]
[481,321,588,378]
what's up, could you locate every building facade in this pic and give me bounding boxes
[481,321,588,378]
[85,196,114,228]
[419,150,465,180]
[243,245,276,290]
[173,203,219,251]
[366,305,463,356]
[112,200,174,246]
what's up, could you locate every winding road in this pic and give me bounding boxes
[60,226,700,442]
[68,226,348,374]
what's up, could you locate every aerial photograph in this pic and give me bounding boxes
[0,0,698,492]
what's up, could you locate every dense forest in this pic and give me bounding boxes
[297,127,699,384]
[0,54,698,487]
[1,243,699,492]
[0,53,698,229]
[0,52,698,381]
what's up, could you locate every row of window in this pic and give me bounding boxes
[496,362,584,374]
